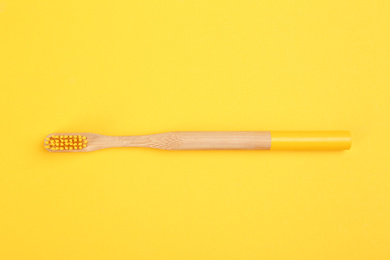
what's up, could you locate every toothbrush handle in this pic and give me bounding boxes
[120,131,351,150]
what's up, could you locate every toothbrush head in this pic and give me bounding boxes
[44,134,89,152]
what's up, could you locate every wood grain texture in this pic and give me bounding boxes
[45,132,272,152]
[166,131,271,150]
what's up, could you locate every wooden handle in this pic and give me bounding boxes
[121,131,272,150]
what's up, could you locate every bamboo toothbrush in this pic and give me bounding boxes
[44,131,351,152]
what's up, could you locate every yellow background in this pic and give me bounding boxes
[1,1,389,259]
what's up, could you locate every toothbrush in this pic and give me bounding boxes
[44,131,351,152]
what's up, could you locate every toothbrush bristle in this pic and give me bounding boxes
[44,134,88,151]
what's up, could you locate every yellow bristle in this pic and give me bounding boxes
[45,134,88,151]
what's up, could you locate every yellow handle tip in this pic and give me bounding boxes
[270,131,351,151]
